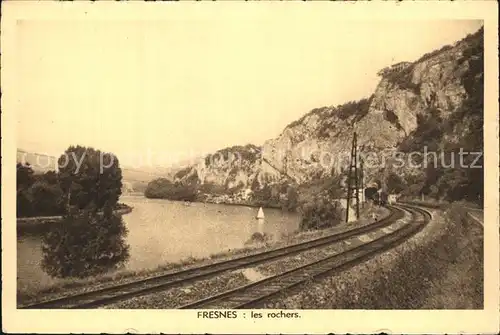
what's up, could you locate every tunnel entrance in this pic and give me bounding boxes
[364,187,378,202]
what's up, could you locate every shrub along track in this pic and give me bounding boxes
[21,205,405,309]
[179,204,432,309]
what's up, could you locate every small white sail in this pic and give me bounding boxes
[256,207,265,219]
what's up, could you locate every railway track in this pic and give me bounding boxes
[179,204,432,309]
[401,200,483,227]
[21,206,404,309]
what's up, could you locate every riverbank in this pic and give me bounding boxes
[17,204,133,236]
[202,200,282,210]
[18,205,388,306]
[145,195,283,210]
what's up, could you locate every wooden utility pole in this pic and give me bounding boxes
[346,132,360,222]
[354,137,360,219]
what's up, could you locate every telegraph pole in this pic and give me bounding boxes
[353,135,360,219]
[346,132,360,222]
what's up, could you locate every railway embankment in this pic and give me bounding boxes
[264,203,483,309]
[100,206,396,309]
[18,206,388,306]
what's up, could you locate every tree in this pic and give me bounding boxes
[386,172,406,194]
[30,180,64,216]
[17,162,34,189]
[41,170,58,184]
[38,146,129,278]
[281,185,299,212]
[252,184,277,207]
[300,197,342,230]
[17,188,34,217]
[16,163,67,217]
[144,178,198,201]
[41,207,130,278]
[429,185,440,200]
[57,146,123,211]
[17,163,35,217]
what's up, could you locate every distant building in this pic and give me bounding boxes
[377,61,412,77]
[390,61,412,71]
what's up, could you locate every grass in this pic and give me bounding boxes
[263,203,483,309]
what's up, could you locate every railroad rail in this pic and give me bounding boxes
[400,200,483,228]
[467,211,484,227]
[21,206,404,309]
[179,204,432,309]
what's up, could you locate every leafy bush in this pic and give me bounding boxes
[16,164,65,217]
[245,232,269,245]
[386,172,406,194]
[144,178,198,201]
[41,207,130,278]
[17,145,125,217]
[383,64,420,94]
[174,167,192,180]
[291,97,374,140]
[17,162,35,189]
[29,180,64,216]
[280,186,299,212]
[334,98,372,122]
[17,163,36,217]
[415,44,453,63]
[286,107,330,129]
[251,184,280,208]
[205,144,261,167]
[299,197,343,230]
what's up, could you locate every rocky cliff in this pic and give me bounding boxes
[174,144,262,190]
[152,27,483,203]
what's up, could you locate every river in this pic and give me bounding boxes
[17,195,301,293]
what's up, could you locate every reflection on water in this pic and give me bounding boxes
[41,210,130,278]
[17,195,300,292]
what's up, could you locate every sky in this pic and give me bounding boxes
[15,18,483,168]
